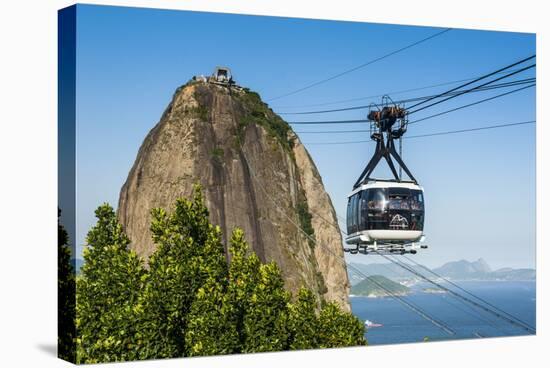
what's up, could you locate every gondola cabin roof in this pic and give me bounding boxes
[348,180,424,197]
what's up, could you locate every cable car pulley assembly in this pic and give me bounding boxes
[345,97,427,255]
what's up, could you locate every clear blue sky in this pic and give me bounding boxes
[71,4,535,269]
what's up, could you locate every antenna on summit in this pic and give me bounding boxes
[193,66,244,91]
[209,66,235,87]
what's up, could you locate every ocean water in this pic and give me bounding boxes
[350,281,536,345]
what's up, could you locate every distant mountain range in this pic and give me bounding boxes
[348,258,535,285]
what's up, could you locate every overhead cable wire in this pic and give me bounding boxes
[301,120,535,145]
[367,253,508,336]
[277,78,535,115]
[333,213,525,335]
[344,264,455,335]
[297,120,534,137]
[296,129,372,134]
[408,83,535,125]
[408,63,536,115]
[337,229,478,334]
[302,121,534,145]
[270,68,533,110]
[333,216,505,336]
[402,254,536,332]
[378,252,535,334]
[406,120,535,138]
[384,253,535,334]
[389,256,517,335]
[289,82,534,127]
[406,54,536,111]
[290,119,370,125]
[267,28,453,102]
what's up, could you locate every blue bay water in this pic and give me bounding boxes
[350,281,536,345]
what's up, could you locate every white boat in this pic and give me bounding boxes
[364,319,383,328]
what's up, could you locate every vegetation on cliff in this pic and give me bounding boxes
[237,89,317,248]
[76,186,365,363]
[237,88,295,152]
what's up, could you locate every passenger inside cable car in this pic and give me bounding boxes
[346,186,425,235]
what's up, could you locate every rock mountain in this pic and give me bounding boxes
[118,80,350,310]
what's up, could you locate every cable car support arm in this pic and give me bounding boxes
[353,105,416,188]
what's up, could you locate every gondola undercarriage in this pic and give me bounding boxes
[344,238,428,255]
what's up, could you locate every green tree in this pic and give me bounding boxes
[76,204,146,363]
[58,209,76,362]
[222,228,287,353]
[242,261,290,352]
[287,288,319,350]
[184,277,239,356]
[75,186,365,363]
[138,185,228,359]
[317,302,366,348]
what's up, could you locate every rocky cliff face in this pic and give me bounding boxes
[118,81,350,310]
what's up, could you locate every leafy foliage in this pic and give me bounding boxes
[76,204,146,363]
[237,89,295,151]
[228,229,291,353]
[210,147,224,161]
[75,186,365,363]
[287,288,319,350]
[138,187,228,359]
[58,209,76,362]
[296,198,315,248]
[318,303,366,348]
[185,277,239,356]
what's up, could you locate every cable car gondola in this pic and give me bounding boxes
[345,100,427,255]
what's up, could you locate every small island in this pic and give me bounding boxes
[351,275,410,298]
